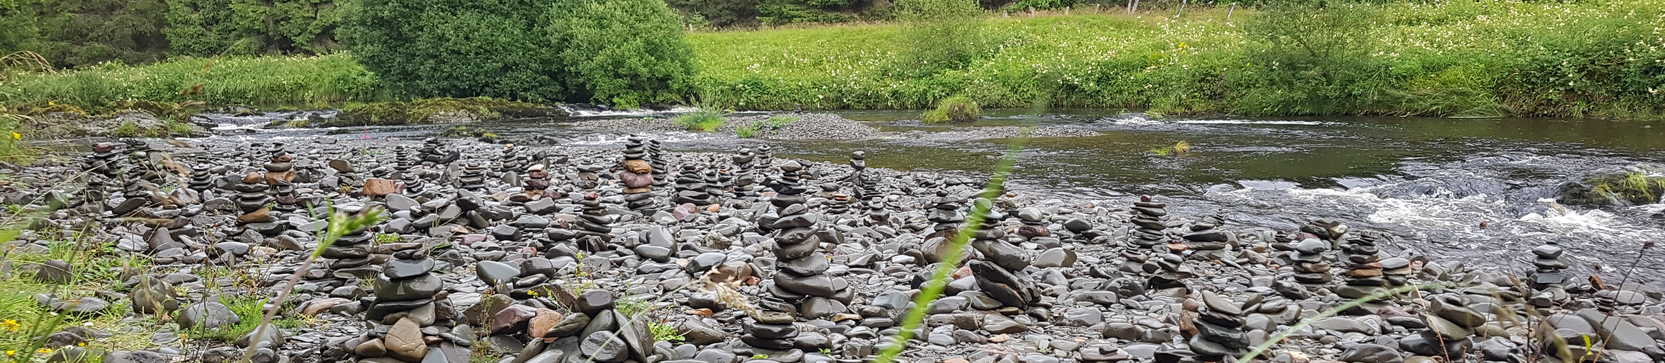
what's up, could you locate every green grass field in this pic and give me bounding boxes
[1,1,1660,120]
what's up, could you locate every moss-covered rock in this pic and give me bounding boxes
[1558,171,1665,208]
[330,97,566,127]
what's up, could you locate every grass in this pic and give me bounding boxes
[0,237,156,362]
[1590,172,1665,205]
[0,54,378,113]
[735,114,799,138]
[673,109,726,132]
[331,97,558,127]
[0,114,33,163]
[688,1,1665,119]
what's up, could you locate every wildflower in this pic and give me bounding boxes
[1,319,19,332]
[9,132,18,140]
[527,290,541,297]
[36,348,51,354]
[5,350,14,357]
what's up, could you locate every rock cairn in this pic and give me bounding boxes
[1336,232,1386,300]
[1015,207,1049,239]
[764,161,850,318]
[188,166,215,194]
[322,217,376,270]
[574,193,613,252]
[971,204,1036,308]
[1181,216,1231,255]
[356,249,448,362]
[456,161,487,192]
[523,165,552,199]
[731,148,759,200]
[619,137,657,214]
[673,164,712,207]
[1381,256,1412,289]
[1409,294,1483,357]
[418,138,457,165]
[756,145,774,172]
[701,167,726,205]
[1129,196,1169,249]
[1301,219,1348,244]
[1190,291,1251,361]
[328,159,360,192]
[1144,253,1189,290]
[827,193,851,216]
[1528,242,1571,307]
[232,173,271,218]
[1291,237,1332,287]
[647,139,671,193]
[927,191,965,239]
[394,146,426,196]
[741,311,800,350]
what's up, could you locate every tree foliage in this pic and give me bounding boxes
[165,0,346,57]
[9,0,170,68]
[891,0,987,77]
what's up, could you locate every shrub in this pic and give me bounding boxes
[921,95,979,123]
[1236,2,1390,115]
[674,109,726,131]
[0,54,377,112]
[547,0,698,108]
[344,0,562,101]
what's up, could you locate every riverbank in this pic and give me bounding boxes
[2,1,1661,125]
[0,133,1660,363]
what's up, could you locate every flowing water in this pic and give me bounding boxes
[203,109,1665,284]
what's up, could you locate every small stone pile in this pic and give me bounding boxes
[827,193,851,216]
[393,146,426,196]
[1015,207,1050,239]
[1190,291,1251,361]
[619,137,657,214]
[741,311,800,350]
[926,191,965,239]
[756,145,774,172]
[520,165,552,201]
[328,159,360,192]
[322,218,377,270]
[1291,238,1332,286]
[1381,256,1413,289]
[970,206,1036,308]
[673,164,712,206]
[732,150,761,204]
[701,167,726,204]
[844,151,867,190]
[765,161,851,318]
[648,139,671,193]
[1336,232,1386,299]
[355,249,448,362]
[1181,216,1231,255]
[1301,219,1348,243]
[1143,253,1189,290]
[859,171,885,226]
[573,193,614,252]
[232,173,271,218]
[1408,294,1484,357]
[1528,242,1571,307]
[456,161,487,192]
[1129,196,1169,249]
[188,166,216,194]
[418,138,457,165]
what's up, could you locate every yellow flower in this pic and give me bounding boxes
[527,290,540,296]
[5,350,14,356]
[10,131,20,140]
[35,348,51,354]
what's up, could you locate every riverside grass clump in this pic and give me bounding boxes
[921,95,980,123]
[689,0,1665,119]
[674,109,727,132]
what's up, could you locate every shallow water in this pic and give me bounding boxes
[205,110,1665,283]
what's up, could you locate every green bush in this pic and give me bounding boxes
[345,0,695,108]
[165,0,346,57]
[343,0,563,102]
[921,95,979,123]
[1236,2,1389,115]
[547,0,698,108]
[674,109,726,132]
